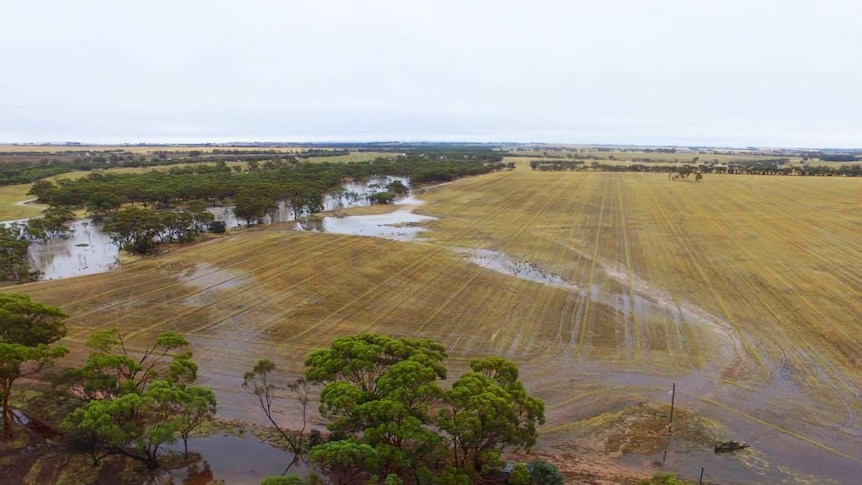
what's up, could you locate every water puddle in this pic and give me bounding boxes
[458,248,572,287]
[459,248,722,330]
[300,210,437,241]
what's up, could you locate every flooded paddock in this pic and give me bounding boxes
[16,176,415,280]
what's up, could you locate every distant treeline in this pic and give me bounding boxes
[529,159,862,176]
[31,155,506,212]
[0,146,503,186]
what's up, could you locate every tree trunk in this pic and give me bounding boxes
[2,388,11,438]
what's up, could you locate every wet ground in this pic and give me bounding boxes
[8,177,861,484]
[15,177,415,280]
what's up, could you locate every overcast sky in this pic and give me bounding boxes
[1,0,860,147]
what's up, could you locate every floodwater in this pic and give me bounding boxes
[13,176,413,280]
[299,209,436,241]
[460,248,862,484]
[152,434,310,485]
[29,219,119,280]
[208,176,410,228]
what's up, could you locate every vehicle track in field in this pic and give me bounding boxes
[64,234,378,342]
[616,177,642,363]
[643,181,765,378]
[393,171,580,357]
[481,173,593,365]
[60,232,349,325]
[670,184,860,428]
[24,235,257,317]
[482,172,590,358]
[282,172,547,348]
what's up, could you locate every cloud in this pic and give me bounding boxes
[1,0,860,147]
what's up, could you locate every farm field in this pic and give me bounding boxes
[14,170,862,483]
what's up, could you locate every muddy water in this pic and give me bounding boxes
[155,434,311,485]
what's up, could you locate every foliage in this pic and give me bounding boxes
[309,440,378,485]
[260,477,309,485]
[61,328,214,469]
[438,357,545,471]
[27,180,57,203]
[169,383,217,458]
[234,186,277,225]
[637,473,692,485]
[528,459,565,485]
[296,334,546,481]
[26,206,74,240]
[103,206,166,253]
[63,381,180,468]
[508,463,532,485]
[60,327,195,403]
[386,180,409,195]
[370,191,395,205]
[0,293,68,346]
[0,343,68,438]
[0,224,39,281]
[0,294,68,438]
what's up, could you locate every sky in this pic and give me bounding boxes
[1,0,860,148]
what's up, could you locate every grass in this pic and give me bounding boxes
[301,151,396,163]
[11,170,862,483]
[0,183,46,220]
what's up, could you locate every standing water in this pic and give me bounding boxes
[14,176,415,280]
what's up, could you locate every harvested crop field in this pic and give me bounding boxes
[16,170,862,484]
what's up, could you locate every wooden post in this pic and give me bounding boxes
[668,382,676,434]
[698,467,704,484]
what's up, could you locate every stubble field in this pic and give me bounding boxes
[15,168,862,483]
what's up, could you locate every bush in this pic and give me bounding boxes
[260,477,308,485]
[508,463,531,485]
[637,472,692,485]
[529,459,565,485]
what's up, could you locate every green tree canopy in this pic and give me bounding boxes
[0,293,67,346]
[437,357,546,472]
[0,343,68,437]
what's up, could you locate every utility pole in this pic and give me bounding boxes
[662,383,677,465]
[668,382,676,434]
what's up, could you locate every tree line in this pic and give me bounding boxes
[529,159,862,176]
[0,146,503,187]
[0,153,505,281]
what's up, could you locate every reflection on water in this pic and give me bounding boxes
[17,176,413,280]
[154,434,310,485]
[210,176,410,228]
[308,210,437,241]
[29,219,119,280]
